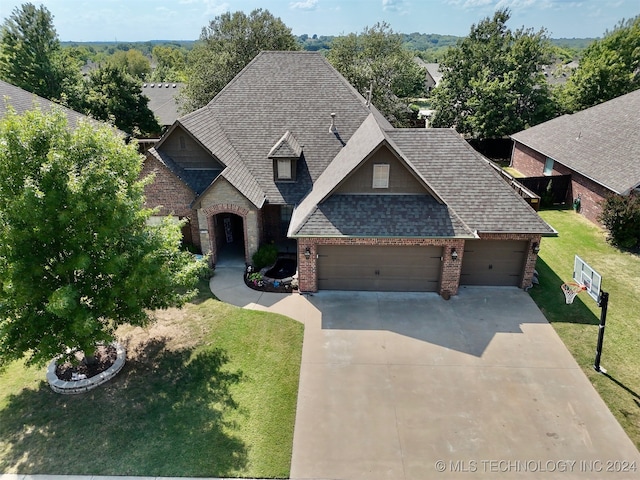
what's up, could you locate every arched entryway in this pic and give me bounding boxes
[211,212,246,265]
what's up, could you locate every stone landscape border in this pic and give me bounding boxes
[46,343,126,394]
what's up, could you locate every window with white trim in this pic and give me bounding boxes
[543,157,554,176]
[372,163,390,188]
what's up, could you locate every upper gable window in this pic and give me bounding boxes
[276,158,294,181]
[372,164,390,189]
[543,157,554,176]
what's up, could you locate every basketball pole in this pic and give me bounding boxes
[593,290,609,373]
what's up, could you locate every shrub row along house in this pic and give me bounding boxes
[510,89,640,225]
[142,51,554,296]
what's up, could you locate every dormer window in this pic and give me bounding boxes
[372,163,390,188]
[276,158,293,180]
[269,130,302,182]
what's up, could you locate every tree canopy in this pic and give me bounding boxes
[327,22,425,127]
[150,45,187,82]
[430,9,555,139]
[181,9,299,112]
[0,3,81,105]
[81,64,160,136]
[105,48,151,80]
[0,108,206,367]
[559,15,640,113]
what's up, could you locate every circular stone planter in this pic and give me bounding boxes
[47,343,126,394]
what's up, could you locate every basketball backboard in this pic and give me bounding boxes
[573,255,602,303]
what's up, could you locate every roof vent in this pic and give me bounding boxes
[329,112,337,133]
[150,83,155,88]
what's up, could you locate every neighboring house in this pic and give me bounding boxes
[143,51,554,296]
[541,60,579,86]
[510,89,640,225]
[141,82,184,129]
[425,63,443,91]
[0,79,108,130]
[414,58,442,92]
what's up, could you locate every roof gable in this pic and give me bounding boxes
[289,114,448,236]
[268,130,303,158]
[175,51,391,206]
[511,89,640,194]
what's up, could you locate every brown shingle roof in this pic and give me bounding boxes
[290,118,553,237]
[389,129,554,235]
[173,51,391,207]
[511,88,640,194]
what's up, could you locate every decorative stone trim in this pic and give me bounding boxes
[47,343,126,395]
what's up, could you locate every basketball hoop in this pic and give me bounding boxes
[561,282,586,304]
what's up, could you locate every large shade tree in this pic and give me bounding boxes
[0,108,207,368]
[181,9,299,112]
[81,64,161,136]
[430,9,555,139]
[559,15,640,113]
[327,22,425,127]
[0,3,81,106]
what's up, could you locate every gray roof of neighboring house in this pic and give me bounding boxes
[159,51,392,208]
[141,82,184,127]
[425,63,443,85]
[511,88,640,195]
[0,79,113,131]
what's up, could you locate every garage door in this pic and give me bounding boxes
[317,245,442,291]
[460,240,527,286]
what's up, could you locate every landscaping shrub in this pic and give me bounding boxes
[252,243,278,270]
[599,192,640,250]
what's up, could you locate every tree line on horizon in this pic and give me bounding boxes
[1,3,639,138]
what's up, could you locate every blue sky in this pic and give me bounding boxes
[1,0,638,41]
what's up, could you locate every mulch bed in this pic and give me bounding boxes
[244,274,297,294]
[55,344,118,381]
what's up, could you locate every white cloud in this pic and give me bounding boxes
[290,0,319,10]
[383,0,412,14]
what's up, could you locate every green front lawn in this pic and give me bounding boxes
[532,209,640,450]
[0,282,304,477]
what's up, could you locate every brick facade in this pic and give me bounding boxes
[196,177,260,264]
[141,154,201,250]
[511,142,611,225]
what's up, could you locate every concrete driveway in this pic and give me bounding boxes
[210,268,640,479]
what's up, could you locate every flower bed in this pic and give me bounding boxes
[245,259,298,294]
